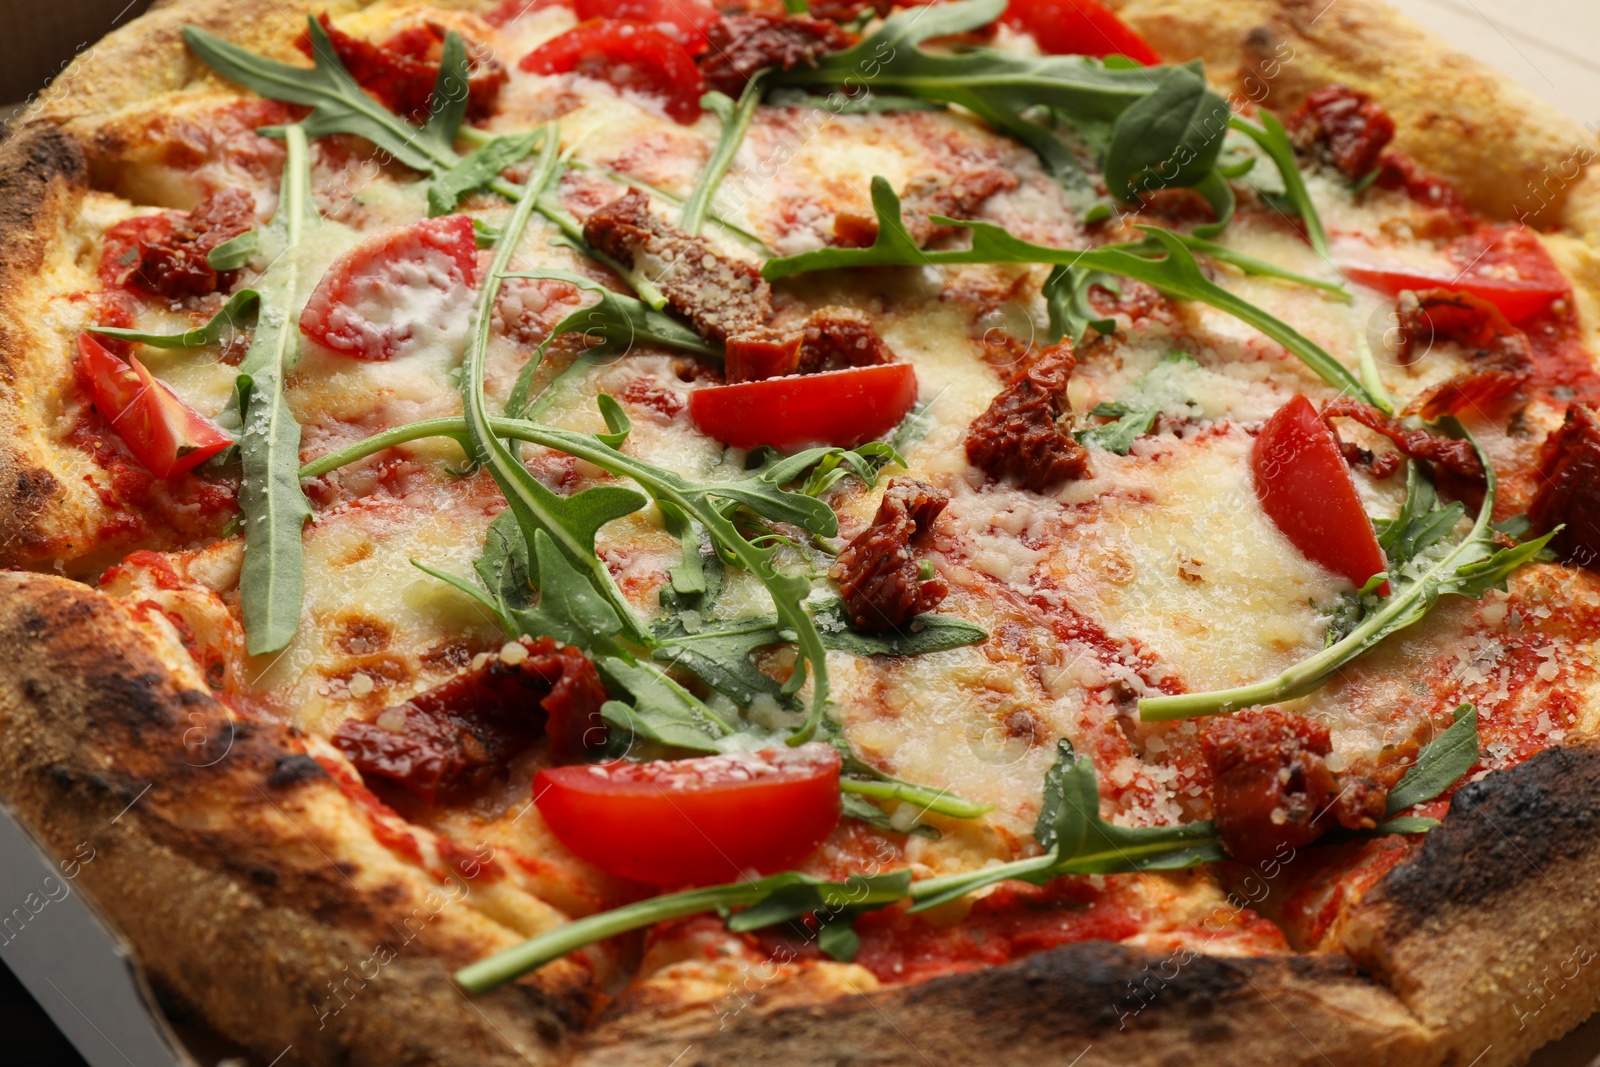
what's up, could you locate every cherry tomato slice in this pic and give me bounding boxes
[689,363,919,452]
[77,333,232,478]
[534,744,842,886]
[519,19,706,124]
[1251,395,1387,591]
[299,216,478,360]
[572,0,718,53]
[1338,264,1563,326]
[1003,0,1161,64]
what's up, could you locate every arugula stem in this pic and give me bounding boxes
[299,413,835,739]
[456,124,494,148]
[458,130,655,648]
[455,880,782,993]
[1139,430,1502,720]
[680,74,765,237]
[903,854,1053,912]
[1229,114,1331,259]
[840,778,993,819]
[236,125,316,655]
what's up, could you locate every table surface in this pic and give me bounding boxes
[2,1,1600,1065]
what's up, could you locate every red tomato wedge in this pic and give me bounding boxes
[1251,395,1387,592]
[77,333,231,478]
[519,19,706,124]
[299,215,478,360]
[573,0,718,53]
[689,363,919,452]
[1338,264,1563,326]
[534,745,842,886]
[1003,0,1161,64]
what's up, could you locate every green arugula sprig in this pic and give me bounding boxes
[232,125,317,655]
[1140,447,1556,720]
[207,229,259,271]
[456,713,1478,993]
[681,75,765,237]
[297,412,956,749]
[455,870,912,993]
[185,21,647,283]
[90,288,260,350]
[768,0,1223,212]
[186,18,457,174]
[428,129,544,216]
[1376,703,1480,833]
[501,269,717,417]
[764,178,1372,402]
[1230,113,1331,259]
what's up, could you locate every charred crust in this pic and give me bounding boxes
[582,940,1426,1064]
[1360,745,1600,934]
[266,753,326,788]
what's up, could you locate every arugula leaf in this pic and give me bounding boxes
[206,229,259,271]
[90,288,259,350]
[907,739,1225,912]
[455,870,909,994]
[185,19,451,174]
[455,128,657,653]
[1043,264,1118,347]
[681,75,764,237]
[236,125,317,655]
[768,0,1186,210]
[1103,65,1228,203]
[764,179,1374,403]
[1076,402,1158,455]
[650,598,988,711]
[1385,704,1479,815]
[474,510,535,613]
[428,130,543,216]
[1230,113,1330,259]
[420,29,470,157]
[810,600,987,656]
[724,870,911,932]
[500,269,717,417]
[1141,434,1555,720]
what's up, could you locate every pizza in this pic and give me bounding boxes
[4,0,1600,1063]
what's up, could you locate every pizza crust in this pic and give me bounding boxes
[1106,0,1600,233]
[0,569,588,1067]
[5,0,1600,1064]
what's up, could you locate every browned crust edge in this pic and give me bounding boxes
[2,0,1600,1064]
[1342,745,1600,1067]
[0,570,585,1067]
[0,124,83,566]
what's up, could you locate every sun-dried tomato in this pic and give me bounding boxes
[833,478,949,632]
[964,342,1091,491]
[1391,288,1533,420]
[1287,84,1396,180]
[798,306,895,373]
[100,189,256,300]
[1530,402,1600,570]
[1320,397,1485,481]
[301,13,506,124]
[1202,708,1389,864]
[330,637,608,805]
[699,14,854,96]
